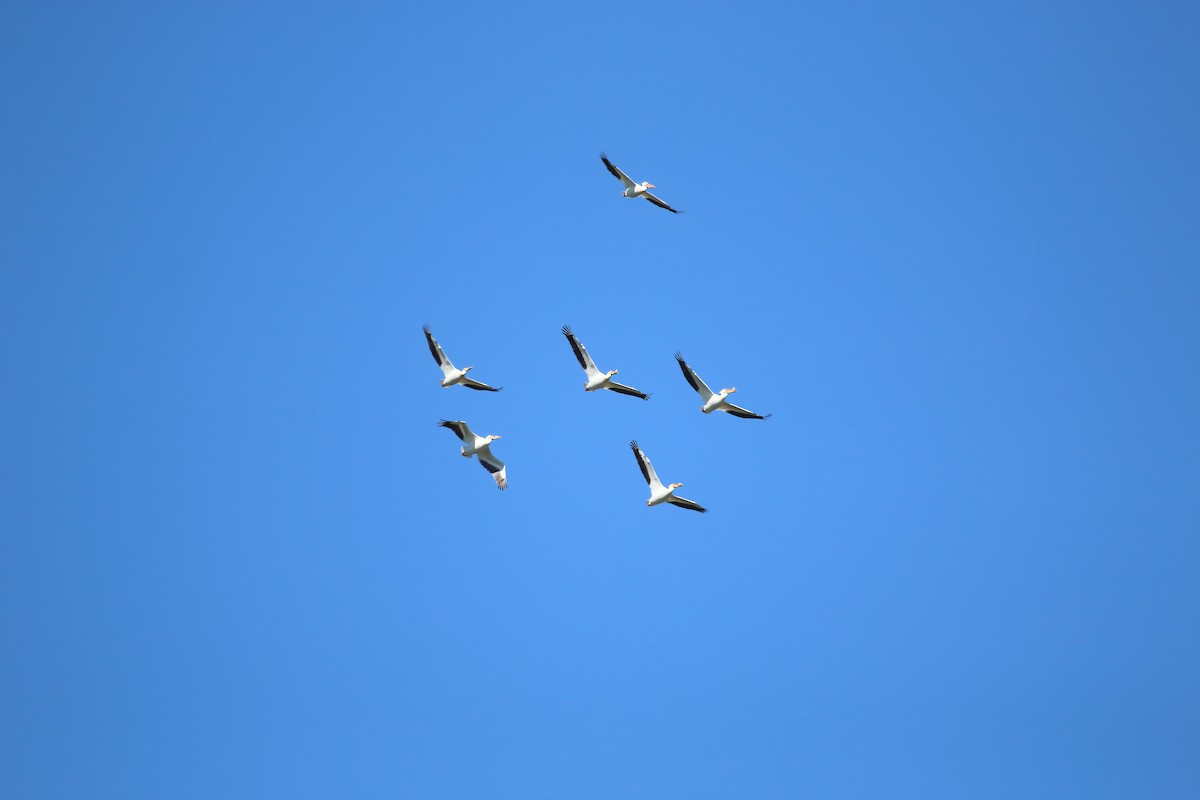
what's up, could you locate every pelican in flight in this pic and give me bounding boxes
[424,325,501,392]
[675,352,770,419]
[439,419,507,490]
[562,325,650,400]
[600,152,682,214]
[630,440,707,513]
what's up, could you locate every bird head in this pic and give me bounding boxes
[487,435,502,443]
[463,366,474,372]
[608,369,619,377]
[669,482,684,490]
[722,387,737,395]
[642,182,655,189]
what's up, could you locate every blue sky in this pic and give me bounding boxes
[3,2,1199,797]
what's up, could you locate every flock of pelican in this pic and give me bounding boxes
[429,154,766,510]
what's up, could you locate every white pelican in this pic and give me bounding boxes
[630,440,707,513]
[562,325,650,400]
[600,152,682,214]
[675,352,771,419]
[438,419,507,490]
[424,325,501,392]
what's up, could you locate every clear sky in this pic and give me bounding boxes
[3,2,1199,797]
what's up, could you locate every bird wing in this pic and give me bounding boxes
[605,381,650,400]
[423,325,455,374]
[562,325,600,377]
[630,440,664,491]
[461,377,502,392]
[477,447,507,490]
[643,192,681,214]
[438,419,474,442]
[600,152,636,189]
[667,495,708,513]
[723,403,770,420]
[675,353,714,402]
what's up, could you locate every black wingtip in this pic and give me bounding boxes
[561,324,572,336]
[423,324,432,334]
[674,351,686,363]
[630,439,639,451]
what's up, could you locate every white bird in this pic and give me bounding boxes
[439,419,507,490]
[675,352,770,420]
[600,152,682,214]
[424,325,501,392]
[562,325,650,400]
[630,440,707,513]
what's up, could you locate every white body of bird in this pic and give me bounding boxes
[702,388,740,414]
[586,371,619,392]
[647,482,685,507]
